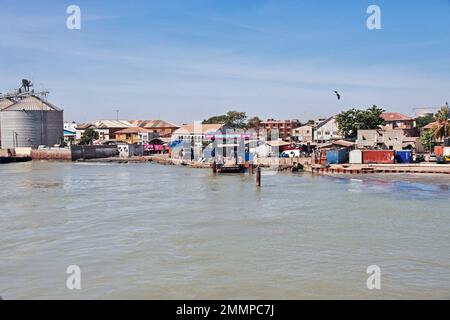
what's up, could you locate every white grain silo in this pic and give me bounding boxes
[0,98,15,148]
[0,95,63,148]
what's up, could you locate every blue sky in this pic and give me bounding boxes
[0,0,449,124]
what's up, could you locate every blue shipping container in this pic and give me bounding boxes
[326,149,349,164]
[395,150,413,163]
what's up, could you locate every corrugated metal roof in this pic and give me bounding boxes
[333,140,355,148]
[76,123,96,129]
[94,120,133,129]
[173,123,224,135]
[315,116,335,129]
[1,95,62,111]
[0,98,15,110]
[114,127,153,134]
[129,119,180,129]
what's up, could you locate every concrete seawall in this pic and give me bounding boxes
[31,149,72,161]
[30,146,119,161]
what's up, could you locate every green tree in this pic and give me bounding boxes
[416,115,434,129]
[420,130,437,153]
[247,116,262,130]
[202,115,228,125]
[432,105,450,140]
[202,110,248,129]
[79,128,99,145]
[335,105,385,139]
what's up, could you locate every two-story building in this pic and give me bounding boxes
[171,123,226,146]
[113,127,155,144]
[381,112,416,130]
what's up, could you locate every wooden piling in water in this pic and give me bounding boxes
[248,162,253,175]
[212,161,217,174]
[256,166,261,187]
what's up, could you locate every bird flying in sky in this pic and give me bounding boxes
[333,90,341,100]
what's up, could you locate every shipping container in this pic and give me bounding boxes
[395,150,413,164]
[349,150,363,164]
[444,147,450,157]
[434,146,444,157]
[326,149,349,164]
[362,150,395,164]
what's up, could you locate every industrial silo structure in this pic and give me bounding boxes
[0,94,64,149]
[0,97,15,148]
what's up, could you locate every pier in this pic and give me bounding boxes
[310,163,450,175]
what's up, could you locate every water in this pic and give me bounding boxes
[0,161,449,299]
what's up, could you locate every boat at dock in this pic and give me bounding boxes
[0,156,32,164]
[216,156,246,174]
[217,163,245,173]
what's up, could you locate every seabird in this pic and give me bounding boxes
[333,90,341,100]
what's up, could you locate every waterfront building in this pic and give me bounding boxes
[92,120,133,141]
[381,112,416,130]
[64,121,77,133]
[63,129,76,145]
[75,120,133,143]
[357,129,424,152]
[292,124,314,143]
[129,120,180,138]
[254,140,291,157]
[75,123,96,141]
[113,127,155,144]
[313,117,343,142]
[261,119,300,141]
[171,123,226,146]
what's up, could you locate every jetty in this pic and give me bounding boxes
[309,163,450,175]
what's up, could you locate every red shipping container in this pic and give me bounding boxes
[362,150,395,164]
[434,146,443,157]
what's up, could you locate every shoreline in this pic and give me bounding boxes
[5,153,450,176]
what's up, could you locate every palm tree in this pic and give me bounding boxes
[432,105,450,142]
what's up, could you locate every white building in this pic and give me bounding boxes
[64,121,77,133]
[313,117,343,142]
[171,123,225,146]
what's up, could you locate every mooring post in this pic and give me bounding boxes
[212,161,217,174]
[248,162,253,175]
[256,165,261,187]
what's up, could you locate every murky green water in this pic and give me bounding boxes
[0,161,449,299]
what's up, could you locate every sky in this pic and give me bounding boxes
[0,0,449,124]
